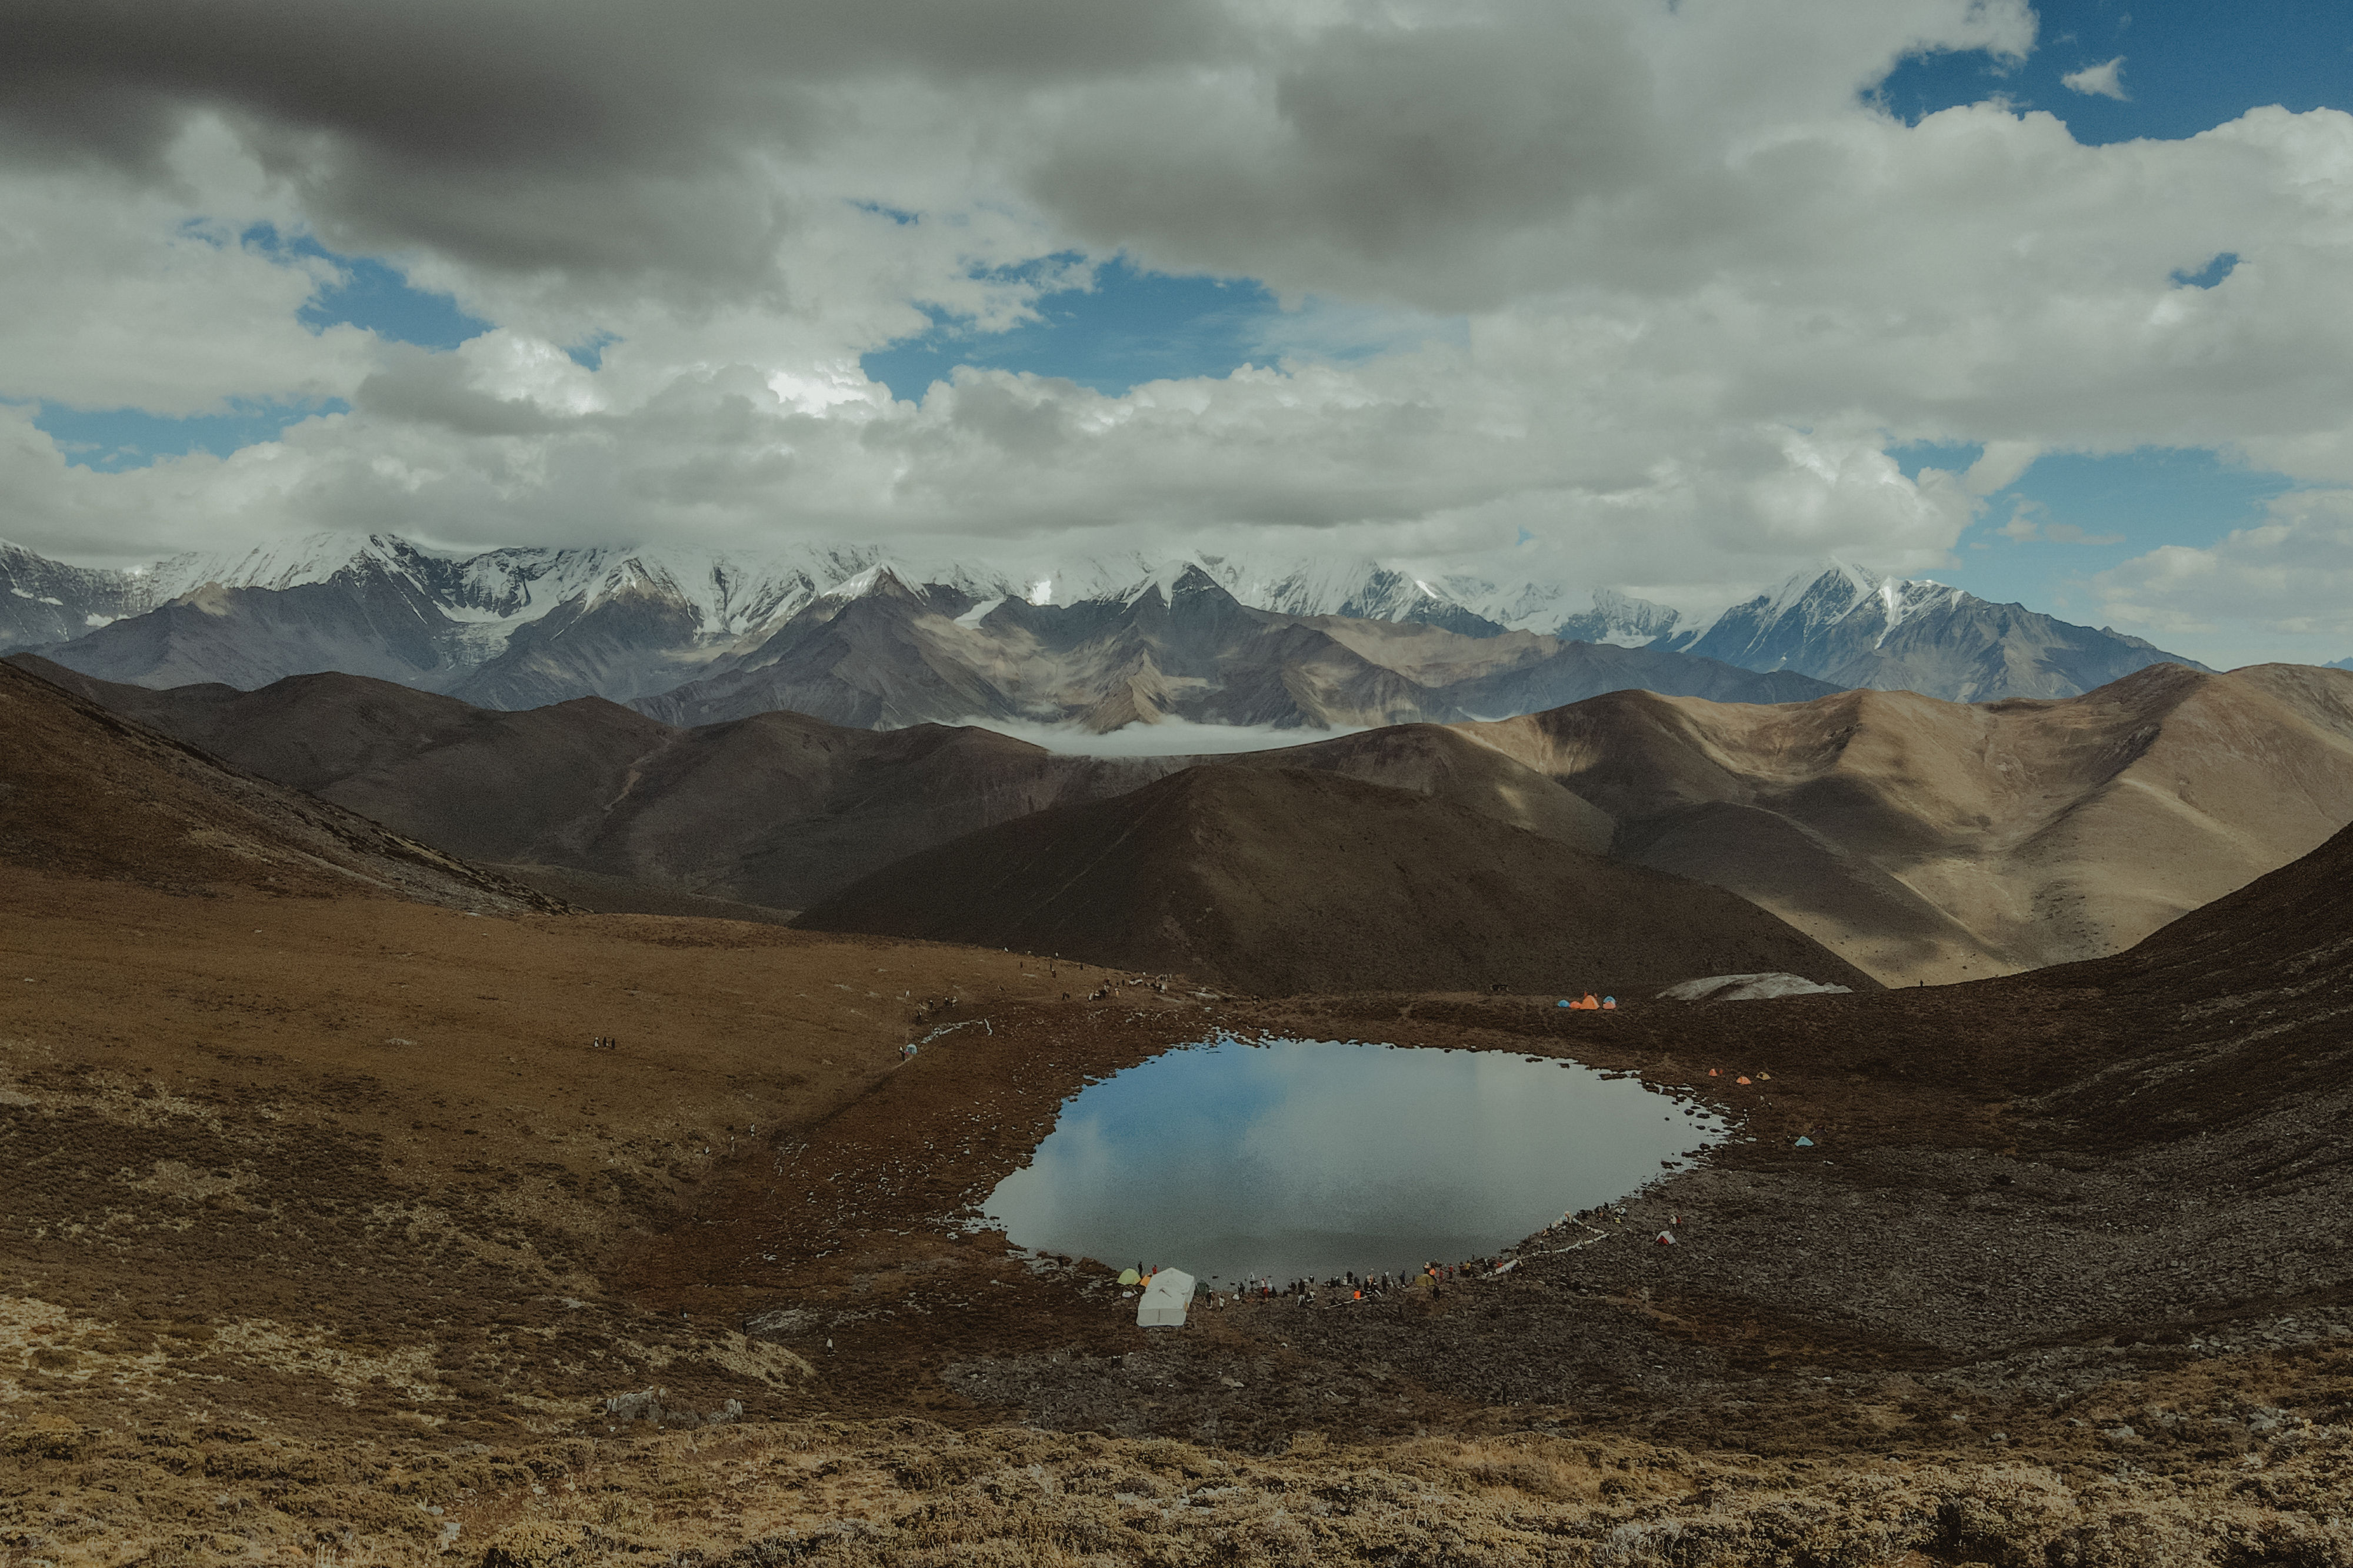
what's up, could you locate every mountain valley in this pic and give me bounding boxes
[10,636,2353,1564]
[25,653,2353,990]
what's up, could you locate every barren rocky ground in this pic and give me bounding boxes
[11,654,2353,1564]
[10,857,2353,1564]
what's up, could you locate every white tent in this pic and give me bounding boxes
[1135,1269,1197,1327]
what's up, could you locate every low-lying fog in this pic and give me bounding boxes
[969,718,1371,758]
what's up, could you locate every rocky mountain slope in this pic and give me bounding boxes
[2017,812,2353,1145]
[14,535,1829,725]
[1462,661,2353,982]
[0,538,154,649]
[0,658,556,912]
[9,532,2204,712]
[1670,561,2207,700]
[15,659,1611,915]
[28,655,2353,986]
[793,765,1878,995]
[1429,559,2204,702]
[633,564,1831,731]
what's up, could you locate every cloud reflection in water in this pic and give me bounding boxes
[984,1038,1724,1283]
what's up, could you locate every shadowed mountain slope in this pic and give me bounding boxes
[2009,815,2353,1149]
[792,765,1878,996]
[34,573,462,693]
[28,656,2353,987]
[12,661,1609,912]
[638,566,1839,733]
[0,658,556,912]
[16,643,1595,966]
[25,534,1838,727]
[1459,662,2353,983]
[14,532,2220,716]
[0,537,151,649]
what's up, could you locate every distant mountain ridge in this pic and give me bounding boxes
[1,534,1832,726]
[26,654,2353,988]
[1667,561,2210,702]
[3,531,2204,715]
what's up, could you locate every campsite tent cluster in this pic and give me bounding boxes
[1122,1266,1198,1327]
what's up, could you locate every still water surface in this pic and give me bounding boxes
[983,1037,1724,1284]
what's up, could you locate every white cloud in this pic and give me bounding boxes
[2095,489,2353,663]
[1964,441,2041,495]
[2062,57,2129,101]
[1998,501,2044,542]
[0,132,378,415]
[0,0,2349,663]
[1994,499,2121,546]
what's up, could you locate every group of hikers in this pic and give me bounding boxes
[1206,1262,1505,1308]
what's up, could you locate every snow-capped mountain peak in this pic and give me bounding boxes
[1682,559,2202,699]
[1,534,2208,709]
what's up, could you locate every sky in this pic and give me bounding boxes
[2,1,2351,666]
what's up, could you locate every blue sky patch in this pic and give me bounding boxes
[1867,4,2348,642]
[1875,0,2353,145]
[1889,441,1981,483]
[863,257,1282,401]
[566,331,621,371]
[2171,252,2240,289]
[1902,445,2300,620]
[33,398,349,472]
[239,223,492,351]
[44,225,498,469]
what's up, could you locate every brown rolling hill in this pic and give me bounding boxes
[792,764,1878,996]
[2015,812,2353,1144]
[12,659,1608,915]
[0,656,556,912]
[11,657,1124,912]
[26,654,2353,989]
[1458,662,2353,983]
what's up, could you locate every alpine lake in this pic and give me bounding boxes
[982,1036,1727,1286]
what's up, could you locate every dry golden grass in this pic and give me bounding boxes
[11,1405,2353,1566]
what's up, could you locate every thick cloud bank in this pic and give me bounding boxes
[2,0,2349,662]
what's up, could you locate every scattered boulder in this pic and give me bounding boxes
[744,1307,818,1339]
[599,1387,743,1429]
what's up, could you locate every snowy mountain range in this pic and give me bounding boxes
[1,532,2205,720]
